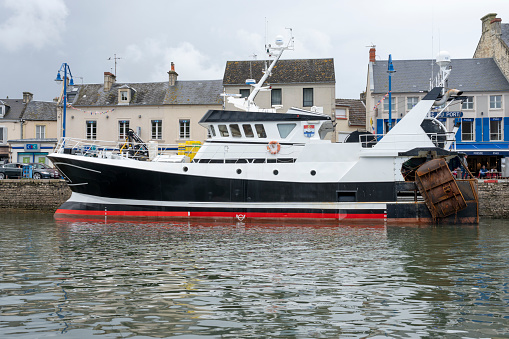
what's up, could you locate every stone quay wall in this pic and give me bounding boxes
[0,179,507,218]
[0,179,71,211]
[477,179,509,219]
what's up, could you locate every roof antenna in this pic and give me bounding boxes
[107,54,123,77]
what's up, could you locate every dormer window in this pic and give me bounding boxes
[0,105,4,118]
[118,85,134,105]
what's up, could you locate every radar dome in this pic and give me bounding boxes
[436,51,451,67]
[275,35,284,46]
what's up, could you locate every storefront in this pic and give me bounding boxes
[8,139,58,166]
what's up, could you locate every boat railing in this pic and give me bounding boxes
[358,132,456,150]
[53,137,180,159]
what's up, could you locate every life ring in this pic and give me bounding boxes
[267,141,281,154]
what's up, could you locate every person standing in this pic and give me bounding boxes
[461,155,469,179]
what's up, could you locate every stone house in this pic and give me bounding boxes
[335,98,366,141]
[474,13,509,81]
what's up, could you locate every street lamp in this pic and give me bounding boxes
[387,54,396,132]
[55,63,74,138]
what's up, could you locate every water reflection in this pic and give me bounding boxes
[1,212,508,338]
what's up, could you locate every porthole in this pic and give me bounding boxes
[183,166,188,172]
[236,169,242,174]
[273,169,279,175]
[311,170,316,176]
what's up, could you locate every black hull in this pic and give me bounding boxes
[49,155,479,224]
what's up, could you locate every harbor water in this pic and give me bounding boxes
[1,211,508,338]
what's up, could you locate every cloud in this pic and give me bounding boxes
[0,0,68,51]
[122,38,224,83]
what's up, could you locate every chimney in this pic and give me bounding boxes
[23,92,33,103]
[104,72,116,92]
[490,17,502,36]
[369,47,376,63]
[481,13,498,34]
[168,62,178,86]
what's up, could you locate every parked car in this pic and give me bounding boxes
[0,163,60,179]
[28,163,61,179]
[0,163,23,179]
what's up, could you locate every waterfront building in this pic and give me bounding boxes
[335,98,366,141]
[60,65,223,144]
[0,92,57,165]
[366,46,509,177]
[222,58,338,139]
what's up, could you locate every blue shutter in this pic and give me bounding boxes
[483,117,490,142]
[455,118,462,142]
[504,117,509,141]
[475,118,482,142]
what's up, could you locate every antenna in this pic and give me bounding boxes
[107,54,123,77]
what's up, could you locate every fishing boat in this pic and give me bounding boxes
[48,36,479,224]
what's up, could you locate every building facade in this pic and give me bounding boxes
[222,58,336,139]
[474,13,509,80]
[1,92,57,165]
[366,53,509,176]
[335,98,366,141]
[60,66,223,144]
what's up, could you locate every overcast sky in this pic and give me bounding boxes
[0,0,507,102]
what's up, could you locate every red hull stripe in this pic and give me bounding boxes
[55,209,386,219]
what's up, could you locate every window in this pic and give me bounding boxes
[35,125,45,139]
[179,119,190,139]
[0,105,4,117]
[243,124,254,137]
[271,89,282,106]
[490,95,502,109]
[336,108,347,119]
[0,127,6,144]
[303,88,313,107]
[151,120,162,139]
[461,119,474,141]
[490,118,502,141]
[208,125,216,138]
[407,97,419,110]
[119,120,130,140]
[218,124,229,137]
[462,96,474,110]
[86,121,97,140]
[230,124,241,137]
[255,124,266,138]
[277,123,296,138]
[384,97,396,111]
[240,89,250,98]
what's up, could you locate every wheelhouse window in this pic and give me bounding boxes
[86,121,97,140]
[208,125,216,138]
[35,125,45,139]
[151,120,162,139]
[179,119,190,139]
[407,97,418,110]
[277,123,296,138]
[271,88,282,106]
[461,119,474,141]
[239,89,250,98]
[218,124,229,137]
[229,124,241,137]
[462,96,474,110]
[490,118,502,141]
[243,124,254,137]
[119,120,130,140]
[303,88,313,107]
[490,95,502,109]
[255,124,266,138]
